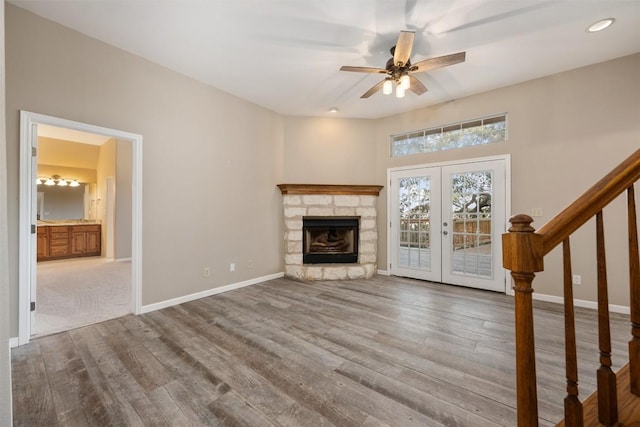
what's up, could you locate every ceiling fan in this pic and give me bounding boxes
[340,31,466,99]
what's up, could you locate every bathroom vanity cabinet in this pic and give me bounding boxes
[37,223,101,261]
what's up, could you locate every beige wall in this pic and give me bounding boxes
[96,138,116,255]
[282,117,376,184]
[5,4,284,335]
[0,1,13,423]
[374,53,640,305]
[37,136,100,168]
[96,137,116,223]
[37,164,96,184]
[38,137,99,189]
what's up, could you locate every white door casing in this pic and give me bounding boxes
[18,111,143,345]
[106,176,116,259]
[29,123,38,330]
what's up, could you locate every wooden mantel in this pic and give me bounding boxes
[277,184,383,196]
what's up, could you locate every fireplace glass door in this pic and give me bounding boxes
[303,217,359,264]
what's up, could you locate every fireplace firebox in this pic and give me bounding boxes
[303,217,359,264]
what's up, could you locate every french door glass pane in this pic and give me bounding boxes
[450,171,493,278]
[398,177,431,270]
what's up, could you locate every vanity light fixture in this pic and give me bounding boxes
[40,175,81,187]
[587,18,615,33]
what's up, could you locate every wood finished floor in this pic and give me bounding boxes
[12,275,632,426]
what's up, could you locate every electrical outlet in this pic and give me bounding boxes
[573,274,581,285]
[230,263,235,272]
[247,259,253,269]
[531,208,543,217]
[203,267,210,278]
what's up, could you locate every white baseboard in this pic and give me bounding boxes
[140,272,285,314]
[383,275,628,314]
[532,292,630,315]
[9,337,19,348]
[116,257,132,263]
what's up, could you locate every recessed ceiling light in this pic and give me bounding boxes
[329,107,339,113]
[587,18,615,33]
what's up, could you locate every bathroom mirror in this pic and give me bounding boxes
[38,183,88,220]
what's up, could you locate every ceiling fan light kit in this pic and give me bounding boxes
[383,79,393,95]
[400,74,410,90]
[340,30,466,99]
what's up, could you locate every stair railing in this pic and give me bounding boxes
[503,147,640,426]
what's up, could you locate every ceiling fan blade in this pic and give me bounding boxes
[393,31,415,66]
[361,80,386,99]
[411,52,466,73]
[340,65,388,74]
[408,76,428,95]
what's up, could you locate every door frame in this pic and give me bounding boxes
[18,110,143,345]
[386,154,511,293]
[105,176,116,259]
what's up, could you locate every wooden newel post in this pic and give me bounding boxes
[503,214,544,426]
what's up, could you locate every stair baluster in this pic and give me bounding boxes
[628,185,640,396]
[596,211,619,426]
[563,238,583,427]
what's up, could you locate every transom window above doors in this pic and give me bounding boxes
[390,114,507,158]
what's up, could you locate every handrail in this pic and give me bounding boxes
[538,147,640,254]
[503,146,640,426]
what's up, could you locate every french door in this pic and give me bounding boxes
[389,158,507,292]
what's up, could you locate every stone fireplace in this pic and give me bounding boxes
[277,184,383,280]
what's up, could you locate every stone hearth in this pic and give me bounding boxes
[277,184,383,280]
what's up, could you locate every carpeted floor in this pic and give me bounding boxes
[35,257,132,337]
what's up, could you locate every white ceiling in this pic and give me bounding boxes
[10,0,640,119]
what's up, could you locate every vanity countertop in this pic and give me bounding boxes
[37,220,101,227]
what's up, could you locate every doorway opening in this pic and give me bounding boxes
[387,156,510,293]
[18,111,143,345]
